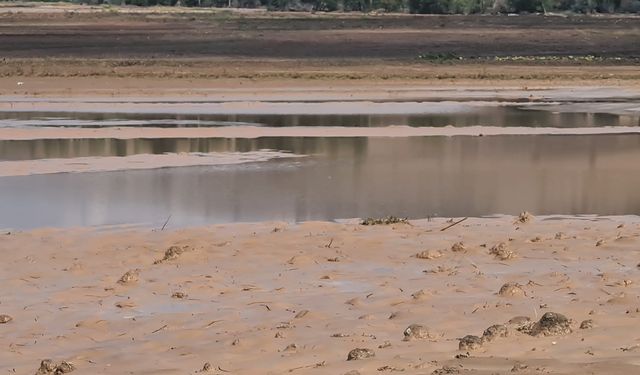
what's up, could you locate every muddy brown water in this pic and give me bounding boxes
[1,128,640,228]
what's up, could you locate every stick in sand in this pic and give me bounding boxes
[161,214,172,231]
[440,217,468,232]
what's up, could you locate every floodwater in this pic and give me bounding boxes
[1,104,639,129]
[1,105,640,229]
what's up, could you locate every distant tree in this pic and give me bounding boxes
[408,0,447,13]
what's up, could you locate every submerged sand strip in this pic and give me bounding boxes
[1,99,640,116]
[0,151,301,177]
[2,125,640,140]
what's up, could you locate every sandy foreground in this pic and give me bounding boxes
[1,216,639,374]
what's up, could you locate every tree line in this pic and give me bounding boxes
[32,0,640,13]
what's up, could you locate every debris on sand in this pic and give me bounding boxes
[489,242,516,260]
[361,216,408,226]
[411,289,429,300]
[432,365,461,374]
[482,324,508,342]
[200,362,212,372]
[403,324,433,341]
[34,359,75,375]
[554,232,567,240]
[378,341,391,349]
[282,343,297,352]
[580,319,594,329]
[459,335,483,351]
[511,363,528,372]
[518,312,572,336]
[378,365,404,372]
[423,265,458,275]
[451,242,466,252]
[416,249,443,260]
[331,332,350,338]
[117,269,140,285]
[515,211,533,224]
[0,314,12,324]
[171,291,187,299]
[347,348,375,360]
[595,239,605,247]
[345,297,362,307]
[154,245,190,264]
[498,282,526,297]
[114,300,136,309]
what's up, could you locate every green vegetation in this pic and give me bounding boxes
[417,52,463,61]
[416,54,628,63]
[361,216,409,225]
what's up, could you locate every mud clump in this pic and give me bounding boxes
[489,242,516,260]
[498,282,525,297]
[451,242,466,252]
[0,314,12,324]
[580,319,594,329]
[519,312,572,336]
[35,360,56,375]
[361,216,408,226]
[155,245,190,264]
[415,249,443,260]
[347,348,375,360]
[506,316,532,331]
[554,232,567,240]
[117,269,140,285]
[35,360,75,375]
[511,363,528,372]
[482,324,508,342]
[432,365,461,374]
[403,324,433,341]
[54,362,75,374]
[201,362,212,372]
[171,292,187,299]
[411,289,428,300]
[459,335,483,351]
[515,211,533,224]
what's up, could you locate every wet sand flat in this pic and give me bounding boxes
[6,125,640,141]
[1,216,640,374]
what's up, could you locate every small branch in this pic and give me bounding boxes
[205,320,224,328]
[151,324,168,334]
[161,214,172,231]
[440,217,468,232]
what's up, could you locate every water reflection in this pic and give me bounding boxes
[0,137,369,161]
[0,106,638,129]
[1,134,639,229]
